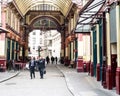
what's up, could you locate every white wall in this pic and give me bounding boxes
[28,30,61,59]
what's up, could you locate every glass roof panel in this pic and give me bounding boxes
[13,0,73,16]
[76,0,106,32]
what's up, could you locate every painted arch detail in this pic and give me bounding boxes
[30,16,61,32]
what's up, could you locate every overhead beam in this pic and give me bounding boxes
[84,0,106,13]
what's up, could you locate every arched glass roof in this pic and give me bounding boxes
[13,0,73,16]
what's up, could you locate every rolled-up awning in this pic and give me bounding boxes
[75,0,106,33]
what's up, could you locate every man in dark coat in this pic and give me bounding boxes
[46,56,50,64]
[29,57,36,79]
[37,57,45,79]
[51,56,54,64]
[55,57,58,64]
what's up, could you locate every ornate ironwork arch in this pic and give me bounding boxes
[30,16,61,32]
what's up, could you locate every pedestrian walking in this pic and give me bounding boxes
[55,57,58,64]
[37,56,46,79]
[29,57,36,79]
[51,56,54,64]
[46,56,50,64]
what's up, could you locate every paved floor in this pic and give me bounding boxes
[0,64,119,96]
[57,64,120,96]
[0,70,20,83]
[0,65,73,96]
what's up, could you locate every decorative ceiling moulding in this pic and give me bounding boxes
[13,0,72,17]
[29,14,61,27]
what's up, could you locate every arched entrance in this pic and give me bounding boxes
[25,16,62,60]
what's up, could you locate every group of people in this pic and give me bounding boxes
[29,56,58,79]
[46,56,58,64]
[29,56,46,79]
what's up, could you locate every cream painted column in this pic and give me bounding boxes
[61,49,64,57]
[0,1,1,25]
[65,46,68,57]
[68,44,70,60]
[73,40,75,59]
[116,2,120,94]
[5,38,7,58]
[10,40,12,60]
[20,46,22,57]
[96,23,101,81]
[90,30,93,63]
[25,48,28,57]
[71,42,73,60]
[106,7,113,90]
[90,30,94,76]
[96,24,100,64]
[14,41,16,60]
[17,44,20,60]
[106,11,111,66]
[116,3,120,67]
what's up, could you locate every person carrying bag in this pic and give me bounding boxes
[29,57,36,79]
[44,69,46,74]
[37,56,46,79]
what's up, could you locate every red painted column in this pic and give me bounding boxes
[86,61,90,72]
[90,62,94,76]
[0,59,6,72]
[102,64,107,88]
[102,10,107,88]
[96,64,100,81]
[111,55,117,87]
[87,61,90,74]
[105,3,112,90]
[115,1,120,95]
[77,57,83,72]
[106,65,113,90]
[116,67,120,94]
[83,61,87,72]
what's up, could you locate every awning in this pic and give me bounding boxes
[75,0,106,33]
[0,27,9,33]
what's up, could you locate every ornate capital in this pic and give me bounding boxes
[114,0,120,6]
[105,5,110,13]
[104,1,110,13]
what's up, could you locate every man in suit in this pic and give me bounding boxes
[37,56,45,79]
[29,57,36,79]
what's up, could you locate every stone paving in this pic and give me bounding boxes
[0,70,20,83]
[0,65,73,96]
[56,64,120,96]
[0,64,120,96]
